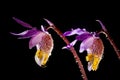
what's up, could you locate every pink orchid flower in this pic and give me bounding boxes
[11,17,54,67]
[62,28,104,71]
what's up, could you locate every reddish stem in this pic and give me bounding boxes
[47,25,88,80]
[96,20,120,59]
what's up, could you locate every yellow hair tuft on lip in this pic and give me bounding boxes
[86,53,101,71]
[35,50,49,66]
[92,55,100,71]
[86,53,93,61]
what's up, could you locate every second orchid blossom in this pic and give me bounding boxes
[62,28,104,71]
[11,17,54,67]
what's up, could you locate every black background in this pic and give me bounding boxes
[1,1,120,80]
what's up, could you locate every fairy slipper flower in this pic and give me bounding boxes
[62,28,104,71]
[10,17,54,67]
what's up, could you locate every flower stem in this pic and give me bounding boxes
[96,20,120,59]
[46,24,88,80]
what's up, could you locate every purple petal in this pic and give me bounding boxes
[79,36,95,53]
[43,18,54,26]
[96,20,107,32]
[63,31,72,36]
[18,28,39,39]
[76,33,92,41]
[13,17,33,28]
[29,32,46,49]
[40,25,48,34]
[10,28,39,39]
[10,30,29,36]
[41,25,45,32]
[62,39,77,49]
[63,28,89,36]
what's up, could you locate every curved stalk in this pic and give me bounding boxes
[96,20,120,59]
[44,19,88,80]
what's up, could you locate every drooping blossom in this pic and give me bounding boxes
[10,17,54,67]
[62,28,104,71]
